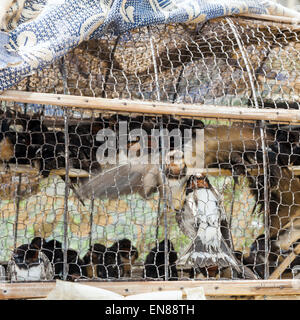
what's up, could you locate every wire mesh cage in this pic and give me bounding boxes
[1,16,300,286]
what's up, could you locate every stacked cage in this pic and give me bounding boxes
[0,17,300,283]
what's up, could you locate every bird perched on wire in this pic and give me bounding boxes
[108,239,139,277]
[144,239,178,280]
[6,242,54,281]
[176,175,257,279]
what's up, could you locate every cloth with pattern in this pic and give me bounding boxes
[0,0,299,91]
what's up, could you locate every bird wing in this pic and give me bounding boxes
[175,200,197,240]
[77,161,156,200]
[77,149,161,200]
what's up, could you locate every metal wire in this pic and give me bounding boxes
[148,25,169,281]
[226,17,270,279]
[1,18,300,282]
[60,56,70,281]
[13,174,22,250]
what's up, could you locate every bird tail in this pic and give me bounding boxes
[189,236,240,269]
[179,237,257,279]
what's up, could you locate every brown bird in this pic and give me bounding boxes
[82,243,107,279]
[144,239,178,280]
[109,239,139,277]
[0,119,14,169]
[77,115,204,201]
[82,243,121,279]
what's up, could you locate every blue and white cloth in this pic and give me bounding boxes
[0,0,299,91]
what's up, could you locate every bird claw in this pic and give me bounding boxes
[0,31,23,70]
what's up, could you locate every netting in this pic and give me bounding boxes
[1,17,300,282]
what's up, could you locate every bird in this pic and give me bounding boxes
[82,243,121,279]
[63,248,86,281]
[77,145,162,200]
[19,116,300,278]
[242,234,284,279]
[0,111,98,204]
[175,175,257,279]
[30,237,85,281]
[30,237,62,278]
[0,118,29,170]
[82,243,107,279]
[218,251,251,279]
[7,242,54,281]
[0,132,14,170]
[76,115,204,202]
[144,239,178,280]
[108,239,139,277]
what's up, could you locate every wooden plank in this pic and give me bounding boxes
[0,164,38,175]
[237,13,300,26]
[2,90,300,123]
[254,295,300,300]
[269,243,300,280]
[0,280,300,299]
[0,165,91,178]
[49,168,91,178]
[1,279,300,299]
[234,16,300,30]
[2,165,300,178]
[0,166,241,177]
[0,166,263,178]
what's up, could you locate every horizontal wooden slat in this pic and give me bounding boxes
[0,165,91,177]
[238,13,300,26]
[3,165,300,178]
[1,279,300,299]
[1,90,300,123]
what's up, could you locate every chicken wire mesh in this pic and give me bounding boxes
[0,17,300,282]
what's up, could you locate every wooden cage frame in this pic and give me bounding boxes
[1,13,300,299]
